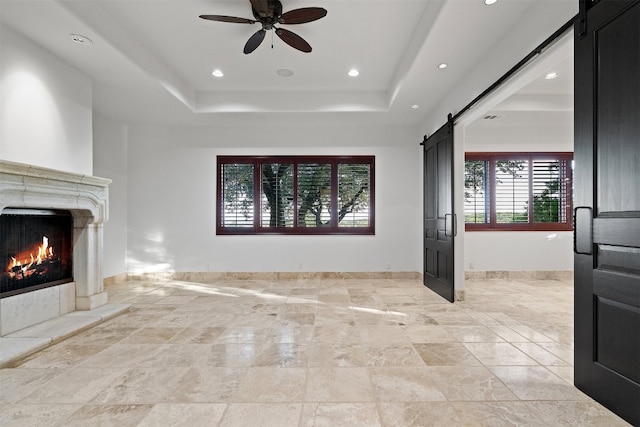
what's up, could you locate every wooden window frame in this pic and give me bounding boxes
[465,152,573,231]
[217,155,375,235]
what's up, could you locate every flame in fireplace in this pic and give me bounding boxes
[7,236,55,275]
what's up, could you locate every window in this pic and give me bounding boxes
[465,152,573,231]
[217,156,374,234]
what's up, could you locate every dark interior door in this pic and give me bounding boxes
[422,119,455,302]
[574,1,640,425]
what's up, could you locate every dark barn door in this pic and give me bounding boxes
[422,119,455,302]
[574,1,640,425]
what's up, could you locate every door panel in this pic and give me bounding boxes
[423,120,454,302]
[574,1,640,425]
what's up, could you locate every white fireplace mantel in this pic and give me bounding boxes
[1,160,112,334]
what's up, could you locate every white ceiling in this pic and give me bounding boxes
[0,0,575,127]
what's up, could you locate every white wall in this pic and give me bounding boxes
[465,231,573,272]
[124,124,422,274]
[93,113,128,277]
[0,25,93,175]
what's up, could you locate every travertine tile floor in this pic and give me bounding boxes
[1,277,631,426]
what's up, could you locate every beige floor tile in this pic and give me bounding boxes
[219,403,301,427]
[0,403,82,426]
[59,404,153,427]
[425,365,518,401]
[403,325,458,343]
[486,325,530,342]
[253,342,309,367]
[489,366,590,401]
[1,277,628,426]
[232,367,306,402]
[413,343,482,366]
[167,367,247,403]
[18,367,127,404]
[307,342,367,367]
[90,367,189,404]
[136,403,227,427]
[444,325,506,342]
[79,344,165,368]
[63,326,139,346]
[463,342,539,366]
[15,343,109,370]
[451,401,545,426]
[512,342,570,366]
[265,325,314,344]
[546,365,574,384]
[312,324,361,344]
[301,403,382,427]
[362,343,425,367]
[377,402,461,427]
[0,368,62,404]
[527,400,631,426]
[206,343,263,367]
[167,326,226,344]
[305,367,375,402]
[369,367,447,402]
[118,327,184,344]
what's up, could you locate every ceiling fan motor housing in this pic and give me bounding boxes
[252,0,283,29]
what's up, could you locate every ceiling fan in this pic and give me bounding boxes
[199,0,327,54]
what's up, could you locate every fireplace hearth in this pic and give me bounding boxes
[1,209,73,298]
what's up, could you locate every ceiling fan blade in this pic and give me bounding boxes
[244,29,267,54]
[199,15,256,24]
[275,28,312,53]
[279,7,327,24]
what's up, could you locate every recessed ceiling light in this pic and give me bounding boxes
[484,0,498,5]
[411,104,420,109]
[438,63,448,69]
[545,72,558,80]
[348,69,359,77]
[70,34,92,45]
[276,68,294,77]
[212,69,224,78]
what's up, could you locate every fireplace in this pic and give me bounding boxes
[0,160,111,336]
[1,209,74,298]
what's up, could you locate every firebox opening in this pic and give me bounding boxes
[1,208,73,299]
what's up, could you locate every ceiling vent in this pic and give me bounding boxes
[483,114,503,120]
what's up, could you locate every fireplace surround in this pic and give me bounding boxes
[0,160,111,335]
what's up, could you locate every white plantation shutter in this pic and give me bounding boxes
[297,163,331,227]
[260,163,294,227]
[464,160,490,224]
[217,156,374,234]
[464,153,572,231]
[337,163,371,227]
[532,159,569,224]
[221,163,254,227]
[495,160,529,224]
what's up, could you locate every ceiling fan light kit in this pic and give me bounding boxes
[200,0,327,54]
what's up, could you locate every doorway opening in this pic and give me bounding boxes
[454,29,574,295]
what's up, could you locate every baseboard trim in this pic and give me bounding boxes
[465,271,573,280]
[105,271,423,283]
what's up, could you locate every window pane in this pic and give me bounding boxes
[297,164,331,227]
[495,160,529,223]
[464,160,489,224]
[260,163,294,227]
[533,160,564,223]
[221,163,254,227]
[338,163,371,227]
